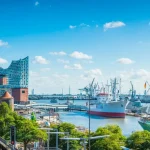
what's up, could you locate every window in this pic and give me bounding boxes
[22,90,25,93]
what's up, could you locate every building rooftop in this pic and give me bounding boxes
[0,91,13,100]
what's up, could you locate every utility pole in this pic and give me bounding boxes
[69,85,71,95]
[62,88,63,95]
[88,93,91,150]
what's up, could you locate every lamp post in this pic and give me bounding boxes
[88,93,91,150]
[60,135,110,150]
[39,128,53,150]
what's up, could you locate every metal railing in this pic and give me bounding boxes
[0,137,13,150]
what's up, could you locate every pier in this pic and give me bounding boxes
[68,105,88,111]
[14,103,88,112]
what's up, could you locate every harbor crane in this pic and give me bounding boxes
[145,81,150,95]
[78,78,98,98]
[129,81,137,101]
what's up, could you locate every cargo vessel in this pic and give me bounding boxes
[88,78,128,118]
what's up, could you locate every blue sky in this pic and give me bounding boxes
[0,0,150,94]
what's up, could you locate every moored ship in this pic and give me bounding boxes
[138,116,150,131]
[138,105,150,131]
[88,78,128,118]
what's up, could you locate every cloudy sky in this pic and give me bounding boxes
[0,0,150,94]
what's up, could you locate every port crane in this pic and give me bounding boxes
[144,81,150,95]
[79,78,97,98]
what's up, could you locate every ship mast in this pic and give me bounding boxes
[119,78,121,95]
[112,78,119,101]
[106,80,111,100]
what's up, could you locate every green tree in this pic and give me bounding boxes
[16,118,47,150]
[0,102,47,150]
[0,102,14,139]
[89,125,126,150]
[0,102,11,117]
[126,130,150,150]
[50,122,88,150]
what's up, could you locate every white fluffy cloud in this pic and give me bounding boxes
[69,23,90,29]
[118,69,150,81]
[49,51,66,56]
[80,23,90,27]
[35,1,39,6]
[70,51,92,60]
[69,25,76,29]
[0,40,8,47]
[0,58,8,64]
[131,69,150,79]
[64,64,82,70]
[103,21,125,31]
[117,58,134,64]
[81,69,102,79]
[57,59,69,64]
[33,56,49,64]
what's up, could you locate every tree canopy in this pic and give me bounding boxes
[50,122,88,150]
[0,102,47,150]
[126,130,150,150]
[89,125,126,150]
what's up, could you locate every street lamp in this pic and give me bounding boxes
[60,135,110,150]
[40,128,69,150]
[39,128,53,150]
[88,94,91,150]
[47,131,69,150]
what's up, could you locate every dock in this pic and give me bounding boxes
[14,103,88,112]
[68,105,88,111]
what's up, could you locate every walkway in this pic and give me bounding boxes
[0,137,13,150]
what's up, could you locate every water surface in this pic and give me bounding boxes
[31,99,143,135]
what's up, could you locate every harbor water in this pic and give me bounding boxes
[31,99,143,135]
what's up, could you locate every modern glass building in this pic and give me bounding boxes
[0,57,29,103]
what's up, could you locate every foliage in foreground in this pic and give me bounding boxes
[0,102,47,150]
[126,130,150,150]
[50,122,88,150]
[89,125,126,150]
[1,102,150,150]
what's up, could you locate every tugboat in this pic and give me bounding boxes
[88,78,128,118]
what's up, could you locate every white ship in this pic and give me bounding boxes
[88,78,128,118]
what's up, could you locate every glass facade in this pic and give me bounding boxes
[0,57,29,88]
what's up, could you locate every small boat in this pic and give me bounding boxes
[50,99,59,103]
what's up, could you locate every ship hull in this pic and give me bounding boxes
[88,110,125,118]
[138,121,150,131]
[88,100,128,118]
